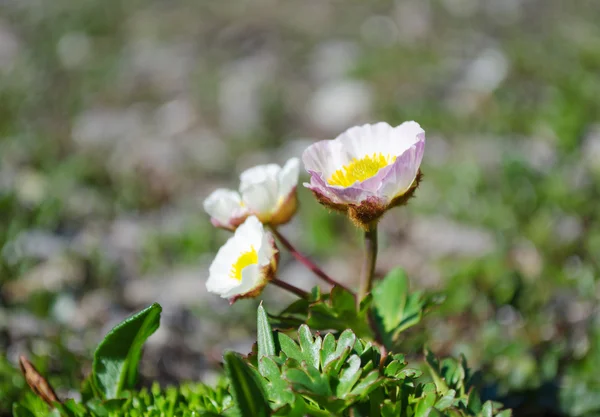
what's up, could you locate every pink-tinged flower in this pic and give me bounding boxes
[206,216,278,303]
[203,158,300,230]
[302,121,425,228]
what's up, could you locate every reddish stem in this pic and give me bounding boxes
[269,227,355,295]
[272,277,310,299]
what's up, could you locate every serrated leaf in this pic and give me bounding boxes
[435,389,456,410]
[414,389,437,417]
[372,268,426,346]
[425,348,449,394]
[224,351,270,417]
[336,355,361,397]
[440,358,465,391]
[467,390,483,414]
[259,357,294,406]
[349,370,382,398]
[320,333,337,369]
[285,366,332,397]
[495,409,512,417]
[92,303,162,399]
[257,304,276,376]
[298,325,322,369]
[480,401,494,417]
[307,287,373,338]
[278,332,303,362]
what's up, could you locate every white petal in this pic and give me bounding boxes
[277,158,300,200]
[207,239,243,296]
[240,163,280,189]
[203,188,245,225]
[257,232,274,267]
[223,264,260,297]
[206,274,240,297]
[241,183,279,217]
[234,216,264,249]
[302,139,348,179]
[384,121,424,156]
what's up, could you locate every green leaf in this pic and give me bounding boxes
[223,351,270,417]
[285,365,332,398]
[278,332,303,362]
[480,401,494,417]
[12,404,35,417]
[372,268,426,346]
[257,304,276,375]
[336,355,361,397]
[425,348,449,394]
[298,325,322,369]
[259,356,295,406]
[92,303,162,399]
[435,389,456,410]
[467,390,482,414]
[307,287,374,339]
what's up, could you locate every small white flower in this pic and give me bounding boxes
[206,216,278,302]
[203,158,300,230]
[303,122,425,227]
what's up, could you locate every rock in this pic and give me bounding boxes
[155,98,196,137]
[361,15,399,46]
[309,41,359,83]
[56,32,91,69]
[0,21,19,72]
[219,53,277,136]
[2,230,67,263]
[409,216,496,257]
[307,80,373,134]
[124,266,211,310]
[72,107,145,149]
[582,124,600,173]
[2,256,85,302]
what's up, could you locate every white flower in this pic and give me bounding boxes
[302,122,425,227]
[206,216,278,302]
[203,158,300,230]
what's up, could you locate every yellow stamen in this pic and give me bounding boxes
[230,246,258,281]
[328,153,395,187]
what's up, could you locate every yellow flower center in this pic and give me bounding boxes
[328,153,395,187]
[230,247,258,281]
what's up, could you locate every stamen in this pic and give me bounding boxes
[230,247,258,280]
[328,153,395,187]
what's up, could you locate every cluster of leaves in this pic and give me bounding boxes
[272,268,437,350]
[12,300,511,417]
[14,383,231,417]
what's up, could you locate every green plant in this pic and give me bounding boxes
[13,303,510,417]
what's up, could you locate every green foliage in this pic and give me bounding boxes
[372,268,432,348]
[271,286,374,339]
[15,383,232,417]
[13,304,511,417]
[223,351,270,417]
[92,303,162,399]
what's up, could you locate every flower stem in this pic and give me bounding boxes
[358,225,378,305]
[269,226,355,295]
[272,277,310,300]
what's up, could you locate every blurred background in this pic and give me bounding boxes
[1,0,600,415]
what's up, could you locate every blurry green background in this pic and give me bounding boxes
[1,0,600,415]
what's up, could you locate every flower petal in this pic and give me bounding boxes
[277,157,300,201]
[203,188,246,227]
[222,264,260,298]
[240,163,280,190]
[378,133,425,200]
[302,139,349,180]
[241,183,279,218]
[234,215,264,249]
